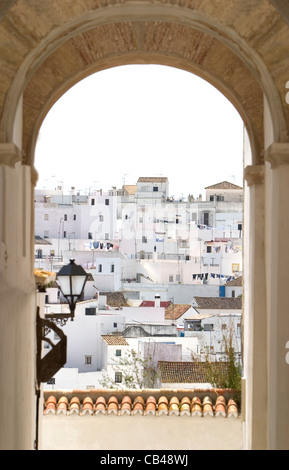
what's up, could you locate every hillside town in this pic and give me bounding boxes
[35,177,243,391]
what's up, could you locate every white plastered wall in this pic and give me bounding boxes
[0,96,37,450]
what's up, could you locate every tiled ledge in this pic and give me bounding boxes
[43,389,240,418]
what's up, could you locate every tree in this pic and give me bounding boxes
[192,326,242,404]
[100,349,160,389]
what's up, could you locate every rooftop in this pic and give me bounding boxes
[225,276,243,287]
[101,335,129,346]
[35,236,52,245]
[205,181,243,190]
[158,361,230,384]
[43,389,239,418]
[100,291,129,307]
[123,184,137,195]
[139,300,191,321]
[137,177,168,183]
[193,297,242,310]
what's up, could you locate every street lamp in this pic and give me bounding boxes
[36,259,89,385]
[45,258,89,325]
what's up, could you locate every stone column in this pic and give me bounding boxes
[243,164,268,449]
[0,143,37,449]
[265,143,289,450]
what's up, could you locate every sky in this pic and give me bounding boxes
[35,64,244,199]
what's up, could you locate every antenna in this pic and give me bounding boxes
[122,174,130,185]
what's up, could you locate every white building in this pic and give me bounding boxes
[44,299,126,373]
[34,178,243,291]
[184,296,242,361]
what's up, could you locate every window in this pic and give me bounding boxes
[116,349,121,357]
[188,320,202,331]
[105,199,109,205]
[85,307,96,315]
[203,212,209,226]
[113,322,117,328]
[44,214,49,220]
[50,249,55,256]
[63,231,66,238]
[217,195,224,201]
[207,246,212,253]
[73,214,76,221]
[232,290,236,298]
[169,275,173,282]
[98,264,102,273]
[88,232,92,239]
[64,214,67,221]
[99,215,104,222]
[111,264,115,273]
[210,195,214,201]
[139,216,143,223]
[142,236,147,243]
[85,356,92,365]
[232,263,240,273]
[115,372,122,383]
[91,198,95,205]
[204,324,214,331]
[153,186,158,192]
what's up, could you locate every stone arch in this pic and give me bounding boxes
[1,1,288,168]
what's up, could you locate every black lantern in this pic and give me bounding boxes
[36,260,88,391]
[45,259,89,325]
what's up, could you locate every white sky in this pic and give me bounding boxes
[35,64,244,199]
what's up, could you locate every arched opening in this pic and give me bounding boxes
[35,64,244,194]
[1,0,289,451]
[34,64,246,449]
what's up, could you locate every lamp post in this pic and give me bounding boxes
[35,259,89,449]
[37,259,89,384]
[45,258,89,325]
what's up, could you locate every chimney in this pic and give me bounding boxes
[154,295,161,308]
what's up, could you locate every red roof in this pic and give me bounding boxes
[139,300,171,308]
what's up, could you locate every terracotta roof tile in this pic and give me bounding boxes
[139,300,171,308]
[139,300,190,320]
[193,297,242,310]
[43,391,239,418]
[225,276,243,287]
[158,361,230,384]
[138,177,168,183]
[165,303,191,320]
[35,236,52,245]
[123,185,137,195]
[205,181,243,190]
[100,292,129,307]
[101,335,129,346]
